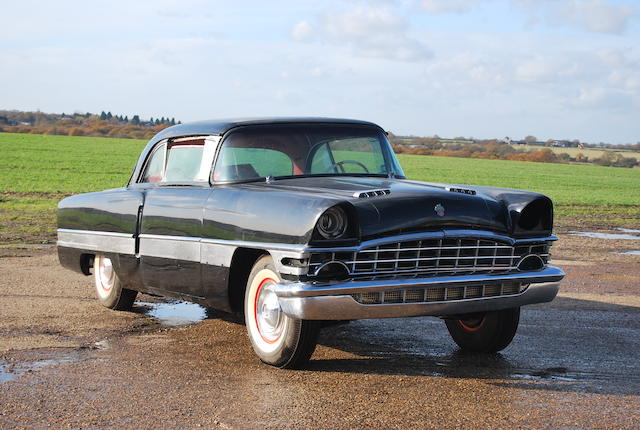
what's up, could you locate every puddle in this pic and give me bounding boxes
[618,228,640,234]
[569,231,640,240]
[511,373,578,382]
[611,250,640,255]
[0,355,78,383]
[137,301,208,326]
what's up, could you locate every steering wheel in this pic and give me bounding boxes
[331,160,370,173]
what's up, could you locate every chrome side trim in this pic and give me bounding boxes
[200,237,306,253]
[138,233,200,261]
[57,229,135,255]
[277,281,560,320]
[137,234,305,275]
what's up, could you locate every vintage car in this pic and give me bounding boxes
[57,118,564,368]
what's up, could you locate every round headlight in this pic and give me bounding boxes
[317,206,348,239]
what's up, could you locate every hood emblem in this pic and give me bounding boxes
[434,204,445,217]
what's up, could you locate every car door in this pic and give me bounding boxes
[135,136,219,299]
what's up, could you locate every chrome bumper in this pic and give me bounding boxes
[275,266,564,320]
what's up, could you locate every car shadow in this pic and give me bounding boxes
[306,295,640,395]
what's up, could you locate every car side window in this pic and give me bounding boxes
[140,138,216,184]
[164,145,204,182]
[141,143,166,183]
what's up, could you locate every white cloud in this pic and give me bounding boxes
[573,87,633,109]
[291,7,431,62]
[420,0,480,14]
[291,20,314,41]
[512,0,637,34]
[556,0,636,34]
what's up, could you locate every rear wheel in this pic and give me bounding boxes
[244,255,319,368]
[445,307,520,353]
[94,254,137,311]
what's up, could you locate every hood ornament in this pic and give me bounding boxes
[434,203,445,217]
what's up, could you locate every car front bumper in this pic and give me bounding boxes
[275,265,564,320]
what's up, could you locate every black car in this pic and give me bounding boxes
[57,118,564,368]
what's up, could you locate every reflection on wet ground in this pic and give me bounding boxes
[135,300,209,326]
[314,297,640,396]
[613,250,640,255]
[0,353,79,383]
[569,229,640,240]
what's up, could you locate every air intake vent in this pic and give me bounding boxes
[446,187,476,195]
[353,189,391,198]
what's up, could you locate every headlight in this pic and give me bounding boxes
[317,206,348,239]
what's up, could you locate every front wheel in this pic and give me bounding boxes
[94,254,137,311]
[445,307,520,353]
[244,255,319,368]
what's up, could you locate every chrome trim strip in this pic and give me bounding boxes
[277,281,560,320]
[200,237,306,253]
[58,228,133,238]
[138,233,200,243]
[138,234,200,261]
[275,265,565,298]
[57,229,135,255]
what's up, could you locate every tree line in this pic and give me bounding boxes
[0,110,181,140]
[390,136,639,168]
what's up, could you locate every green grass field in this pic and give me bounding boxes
[1,132,638,243]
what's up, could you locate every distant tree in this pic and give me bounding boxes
[124,115,128,122]
[100,111,107,121]
[131,115,140,125]
[155,118,160,125]
[524,135,537,143]
[170,118,176,125]
[106,111,113,120]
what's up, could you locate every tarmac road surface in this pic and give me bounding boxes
[0,245,639,429]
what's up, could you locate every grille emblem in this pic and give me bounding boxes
[434,203,445,217]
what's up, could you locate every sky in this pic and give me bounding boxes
[1,0,638,144]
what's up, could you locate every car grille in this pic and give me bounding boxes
[351,282,527,305]
[309,237,550,278]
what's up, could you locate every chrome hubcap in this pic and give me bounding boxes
[98,257,114,291]
[256,281,284,342]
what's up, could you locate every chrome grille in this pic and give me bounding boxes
[309,237,550,278]
[352,282,526,305]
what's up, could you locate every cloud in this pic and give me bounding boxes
[419,0,480,14]
[513,0,637,34]
[291,7,431,62]
[573,87,633,109]
[291,20,314,41]
[556,0,636,34]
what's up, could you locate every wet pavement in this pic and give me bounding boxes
[1,294,639,429]
[1,235,639,429]
[569,228,640,240]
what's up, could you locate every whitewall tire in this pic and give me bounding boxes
[94,254,137,311]
[244,255,319,368]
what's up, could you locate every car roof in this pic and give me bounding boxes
[148,117,382,144]
[129,117,385,186]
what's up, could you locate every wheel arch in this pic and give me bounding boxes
[228,247,269,314]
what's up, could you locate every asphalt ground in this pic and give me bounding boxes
[0,232,638,429]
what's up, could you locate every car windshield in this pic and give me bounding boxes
[213,125,405,182]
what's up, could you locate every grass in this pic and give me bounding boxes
[1,132,638,243]
[0,133,145,243]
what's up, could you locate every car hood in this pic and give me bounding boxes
[256,176,515,238]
